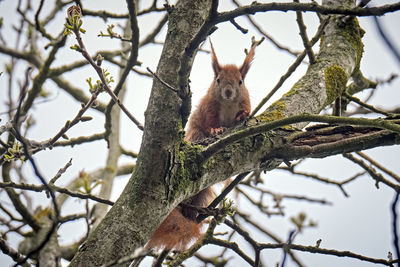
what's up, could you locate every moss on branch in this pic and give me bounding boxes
[324,65,348,105]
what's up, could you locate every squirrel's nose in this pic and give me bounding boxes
[225,89,232,98]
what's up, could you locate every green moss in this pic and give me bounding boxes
[340,17,364,74]
[324,65,348,105]
[179,142,203,179]
[282,84,299,98]
[167,142,203,202]
[257,99,286,123]
[256,99,296,130]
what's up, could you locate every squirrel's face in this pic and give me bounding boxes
[209,39,257,103]
[213,65,244,102]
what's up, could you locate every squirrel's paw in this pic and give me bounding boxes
[210,127,226,135]
[235,110,249,122]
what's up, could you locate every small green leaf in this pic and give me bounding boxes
[70,44,79,50]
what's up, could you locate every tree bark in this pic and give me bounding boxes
[70,0,213,266]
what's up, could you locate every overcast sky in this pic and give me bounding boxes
[0,1,400,266]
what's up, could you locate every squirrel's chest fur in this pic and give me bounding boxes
[218,101,239,127]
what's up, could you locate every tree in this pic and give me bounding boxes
[0,0,400,266]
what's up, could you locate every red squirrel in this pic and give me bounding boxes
[146,40,258,251]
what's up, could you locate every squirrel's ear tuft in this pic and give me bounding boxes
[210,39,221,76]
[240,38,262,79]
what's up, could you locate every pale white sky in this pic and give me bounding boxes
[0,1,399,266]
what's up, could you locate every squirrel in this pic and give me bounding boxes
[146,39,258,251]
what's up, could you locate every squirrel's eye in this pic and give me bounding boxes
[216,77,220,84]
[239,79,243,86]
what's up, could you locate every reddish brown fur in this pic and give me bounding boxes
[147,40,257,251]
[146,209,203,251]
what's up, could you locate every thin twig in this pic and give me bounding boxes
[59,213,86,224]
[281,230,296,267]
[344,91,391,116]
[12,82,60,266]
[137,2,166,16]
[224,218,262,266]
[356,151,400,183]
[343,153,400,193]
[392,193,400,266]
[139,14,168,47]
[240,182,333,205]
[196,172,250,223]
[208,237,256,266]
[237,187,284,216]
[294,0,315,64]
[104,0,142,138]
[0,236,30,267]
[81,9,128,19]
[229,18,248,34]
[231,0,300,56]
[49,158,72,184]
[0,203,22,222]
[235,211,305,267]
[278,166,364,197]
[71,13,144,131]
[147,67,178,92]
[259,242,397,266]
[0,181,115,206]
[373,15,400,67]
[34,0,45,31]
[2,68,41,232]
[29,90,100,155]
[52,132,105,148]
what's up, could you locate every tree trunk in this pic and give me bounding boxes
[70,0,213,266]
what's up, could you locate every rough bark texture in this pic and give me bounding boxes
[69,0,376,266]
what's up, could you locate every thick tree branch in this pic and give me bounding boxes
[201,115,400,160]
[217,2,400,23]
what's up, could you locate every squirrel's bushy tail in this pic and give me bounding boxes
[147,187,215,251]
[146,208,204,251]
